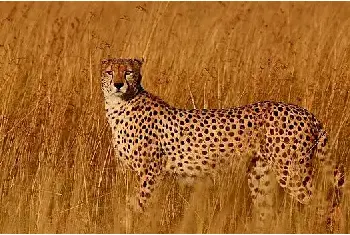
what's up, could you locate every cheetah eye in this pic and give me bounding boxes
[125,71,134,80]
[125,71,133,75]
[106,70,113,76]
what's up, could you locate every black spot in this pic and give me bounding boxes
[284,137,289,143]
[302,176,310,186]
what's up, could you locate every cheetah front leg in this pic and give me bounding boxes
[127,162,164,213]
[138,171,162,210]
[124,163,163,232]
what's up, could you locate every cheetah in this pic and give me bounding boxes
[101,58,345,231]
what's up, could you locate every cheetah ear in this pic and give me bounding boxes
[101,59,111,75]
[134,58,144,65]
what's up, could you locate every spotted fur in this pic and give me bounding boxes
[101,58,344,231]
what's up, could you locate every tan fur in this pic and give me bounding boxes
[101,58,344,231]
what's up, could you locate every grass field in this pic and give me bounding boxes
[0,2,349,233]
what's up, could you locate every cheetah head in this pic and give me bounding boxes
[101,58,144,101]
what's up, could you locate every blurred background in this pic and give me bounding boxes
[0,2,349,233]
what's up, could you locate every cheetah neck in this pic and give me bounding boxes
[104,93,126,113]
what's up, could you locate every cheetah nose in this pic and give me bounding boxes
[114,83,124,90]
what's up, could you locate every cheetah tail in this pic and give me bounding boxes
[316,131,345,232]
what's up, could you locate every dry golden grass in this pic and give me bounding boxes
[0,2,349,233]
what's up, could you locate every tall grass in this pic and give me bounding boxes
[0,2,349,233]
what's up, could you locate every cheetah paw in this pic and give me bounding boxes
[126,196,144,214]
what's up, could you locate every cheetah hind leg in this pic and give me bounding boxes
[275,156,342,233]
[247,156,278,232]
[274,157,317,232]
[326,162,345,233]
